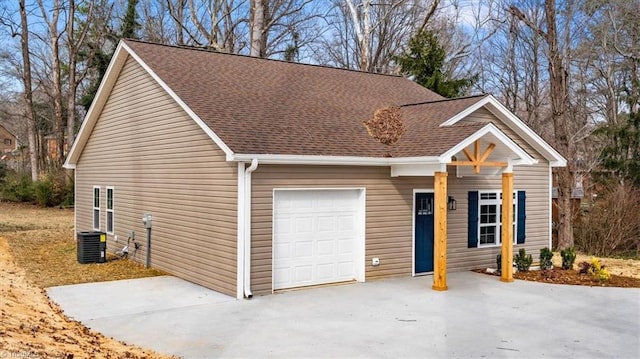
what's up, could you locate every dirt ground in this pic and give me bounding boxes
[476,252,640,287]
[0,203,176,358]
[553,252,640,279]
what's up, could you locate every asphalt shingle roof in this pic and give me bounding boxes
[125,40,489,158]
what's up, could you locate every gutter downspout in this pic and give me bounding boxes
[243,159,259,298]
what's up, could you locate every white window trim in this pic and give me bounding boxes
[477,190,517,248]
[93,186,100,231]
[106,186,114,234]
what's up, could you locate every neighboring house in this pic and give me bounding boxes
[0,123,18,153]
[64,40,566,299]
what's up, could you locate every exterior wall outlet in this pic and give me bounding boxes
[114,235,118,242]
[372,257,380,266]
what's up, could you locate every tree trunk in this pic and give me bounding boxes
[19,0,39,182]
[545,0,574,249]
[65,0,78,183]
[250,0,266,57]
[555,167,574,249]
[360,0,371,71]
[37,0,64,170]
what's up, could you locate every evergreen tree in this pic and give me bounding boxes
[598,112,640,187]
[80,0,140,110]
[395,30,476,98]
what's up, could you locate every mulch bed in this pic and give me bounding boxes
[474,268,640,288]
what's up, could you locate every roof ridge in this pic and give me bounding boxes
[400,94,488,107]
[123,38,408,79]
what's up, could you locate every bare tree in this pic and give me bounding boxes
[319,0,442,73]
[66,0,94,171]
[250,0,265,56]
[18,0,39,181]
[509,0,582,249]
[37,0,65,169]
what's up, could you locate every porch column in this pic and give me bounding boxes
[501,171,514,282]
[433,171,448,291]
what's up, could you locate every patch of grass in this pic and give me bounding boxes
[0,222,38,232]
[1,202,164,288]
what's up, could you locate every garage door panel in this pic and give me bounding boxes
[338,215,355,230]
[273,267,291,288]
[295,241,313,258]
[273,190,362,290]
[273,242,291,259]
[338,262,354,277]
[317,216,335,232]
[294,266,313,283]
[294,217,313,233]
[337,239,353,255]
[317,239,335,256]
[316,263,335,279]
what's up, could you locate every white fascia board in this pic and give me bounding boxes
[230,153,442,166]
[123,43,235,159]
[391,163,446,177]
[64,42,130,168]
[439,123,537,165]
[440,94,567,167]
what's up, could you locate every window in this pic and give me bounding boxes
[468,190,526,248]
[4,138,11,146]
[106,187,114,234]
[93,186,100,230]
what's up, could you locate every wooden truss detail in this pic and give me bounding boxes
[450,140,507,174]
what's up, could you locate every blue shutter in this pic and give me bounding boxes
[517,191,526,244]
[468,191,479,248]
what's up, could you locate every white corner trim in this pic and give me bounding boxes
[439,94,566,167]
[548,166,553,249]
[236,162,245,299]
[439,123,536,165]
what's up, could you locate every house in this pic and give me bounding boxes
[64,40,566,298]
[0,123,18,153]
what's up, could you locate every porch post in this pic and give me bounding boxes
[501,171,514,282]
[433,171,448,291]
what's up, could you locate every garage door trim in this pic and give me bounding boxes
[272,188,366,291]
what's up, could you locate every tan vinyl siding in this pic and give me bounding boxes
[251,166,433,295]
[446,162,551,271]
[75,56,238,296]
[250,112,552,295]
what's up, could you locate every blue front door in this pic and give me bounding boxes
[415,193,434,273]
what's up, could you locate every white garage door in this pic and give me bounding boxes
[273,189,362,290]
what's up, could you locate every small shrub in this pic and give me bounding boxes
[574,182,640,256]
[0,172,34,202]
[514,248,533,272]
[34,179,56,207]
[33,173,73,207]
[579,258,611,281]
[540,247,554,270]
[560,247,577,270]
[496,254,502,272]
[0,162,7,184]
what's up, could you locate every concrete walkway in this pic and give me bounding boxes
[48,272,640,359]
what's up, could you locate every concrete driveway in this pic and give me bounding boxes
[47,272,640,359]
